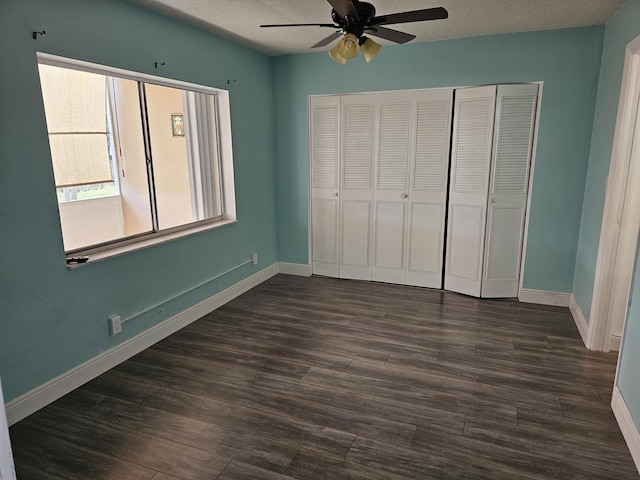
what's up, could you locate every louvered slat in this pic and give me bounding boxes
[343,104,374,189]
[413,99,451,192]
[453,97,493,194]
[493,96,536,193]
[311,105,339,189]
[377,102,410,190]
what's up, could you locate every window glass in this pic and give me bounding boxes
[37,59,232,254]
[109,76,153,240]
[144,84,222,230]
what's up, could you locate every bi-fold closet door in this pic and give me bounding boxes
[310,89,454,288]
[311,84,538,297]
[444,84,539,298]
[373,90,453,287]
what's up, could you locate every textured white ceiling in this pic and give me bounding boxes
[126,0,625,55]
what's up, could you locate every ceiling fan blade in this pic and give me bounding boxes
[311,31,343,48]
[367,26,416,44]
[326,0,359,20]
[370,7,448,26]
[260,23,337,28]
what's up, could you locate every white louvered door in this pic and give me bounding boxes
[340,94,376,280]
[445,86,497,297]
[482,84,538,297]
[310,96,340,277]
[372,92,412,284]
[406,89,453,288]
[311,85,537,296]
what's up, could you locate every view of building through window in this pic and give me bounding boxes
[38,58,232,252]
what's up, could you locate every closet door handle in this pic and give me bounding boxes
[401,193,408,199]
[491,197,497,203]
[333,192,339,197]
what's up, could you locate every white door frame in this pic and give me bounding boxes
[0,377,17,480]
[588,34,640,352]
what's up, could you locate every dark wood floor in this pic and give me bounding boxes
[9,274,640,479]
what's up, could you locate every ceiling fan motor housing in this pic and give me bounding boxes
[331,1,376,38]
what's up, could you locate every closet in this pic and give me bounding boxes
[310,83,539,298]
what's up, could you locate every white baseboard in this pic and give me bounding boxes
[569,294,589,347]
[518,288,571,307]
[6,262,279,426]
[519,289,591,349]
[612,386,640,474]
[278,262,312,277]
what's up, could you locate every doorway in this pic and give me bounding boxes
[589,34,640,353]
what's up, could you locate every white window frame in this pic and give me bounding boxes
[37,53,237,265]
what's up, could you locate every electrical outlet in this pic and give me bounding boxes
[251,252,258,265]
[109,315,122,336]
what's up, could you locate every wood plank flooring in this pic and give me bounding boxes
[9,274,640,479]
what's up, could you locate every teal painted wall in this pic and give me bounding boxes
[573,0,640,321]
[0,0,277,402]
[618,235,640,432]
[273,27,603,293]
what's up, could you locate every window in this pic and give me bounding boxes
[37,54,236,256]
[38,66,118,203]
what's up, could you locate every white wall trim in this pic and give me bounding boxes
[5,262,279,426]
[610,334,622,352]
[569,294,590,347]
[518,288,570,307]
[278,262,312,276]
[588,35,640,353]
[0,378,16,480]
[612,386,640,474]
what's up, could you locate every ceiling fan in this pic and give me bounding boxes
[260,0,448,64]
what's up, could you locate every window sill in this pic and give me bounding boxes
[66,218,237,269]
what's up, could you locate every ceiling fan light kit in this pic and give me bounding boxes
[360,36,382,63]
[336,33,360,59]
[329,44,348,64]
[260,0,448,64]
[329,34,381,64]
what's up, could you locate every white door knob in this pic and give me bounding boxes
[401,193,408,199]
[333,192,339,197]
